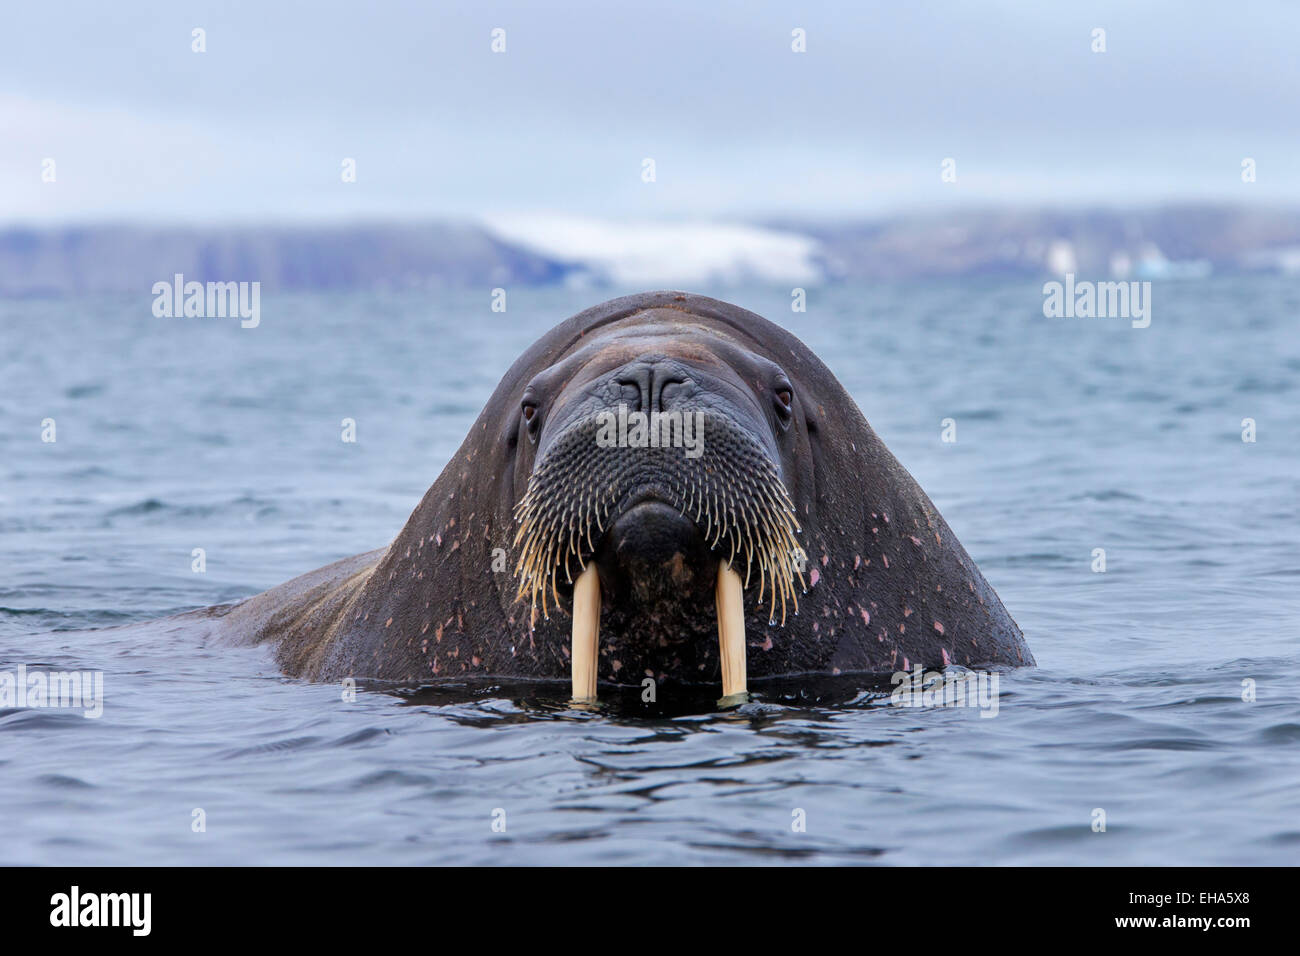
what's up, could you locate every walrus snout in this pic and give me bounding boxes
[606,498,704,565]
[514,409,801,607]
[513,393,803,701]
[595,496,715,601]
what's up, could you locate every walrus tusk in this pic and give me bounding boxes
[571,562,600,702]
[716,559,747,701]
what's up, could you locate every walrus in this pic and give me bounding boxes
[220,291,1032,700]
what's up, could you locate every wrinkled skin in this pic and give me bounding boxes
[222,291,1033,684]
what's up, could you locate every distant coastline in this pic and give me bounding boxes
[2,204,1297,296]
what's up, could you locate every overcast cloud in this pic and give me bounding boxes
[2,0,1297,223]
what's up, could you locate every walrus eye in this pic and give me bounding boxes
[773,385,793,429]
[521,402,537,423]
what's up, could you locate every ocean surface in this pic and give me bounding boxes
[2,278,1298,866]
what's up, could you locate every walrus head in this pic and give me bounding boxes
[258,292,1032,696]
[509,318,809,699]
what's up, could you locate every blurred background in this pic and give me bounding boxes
[2,0,1299,290]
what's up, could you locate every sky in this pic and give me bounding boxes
[2,0,1298,225]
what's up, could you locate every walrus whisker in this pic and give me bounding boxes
[510,412,809,691]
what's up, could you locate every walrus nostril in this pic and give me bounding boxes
[614,363,689,414]
[615,367,651,412]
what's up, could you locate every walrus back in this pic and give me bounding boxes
[219,548,387,679]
